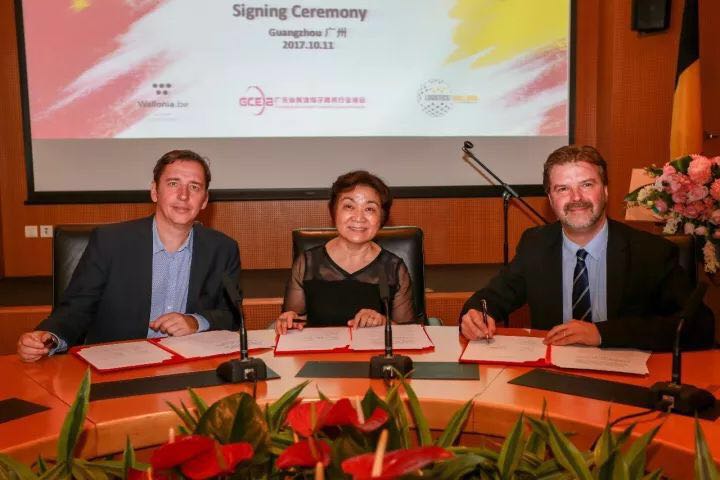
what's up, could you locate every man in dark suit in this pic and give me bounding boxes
[460,145,714,351]
[17,150,240,362]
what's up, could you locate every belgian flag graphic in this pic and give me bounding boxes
[670,0,702,158]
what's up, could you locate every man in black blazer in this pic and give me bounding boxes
[17,150,240,361]
[461,145,714,351]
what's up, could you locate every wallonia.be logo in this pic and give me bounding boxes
[238,85,276,116]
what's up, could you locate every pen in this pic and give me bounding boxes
[480,299,490,344]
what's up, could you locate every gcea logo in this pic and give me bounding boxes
[238,86,276,115]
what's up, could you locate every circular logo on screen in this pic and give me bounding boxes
[417,79,453,117]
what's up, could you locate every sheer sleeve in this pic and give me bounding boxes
[391,260,416,324]
[282,254,307,315]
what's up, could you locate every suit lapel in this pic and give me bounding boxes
[606,220,628,319]
[187,223,208,311]
[543,224,564,326]
[137,216,154,328]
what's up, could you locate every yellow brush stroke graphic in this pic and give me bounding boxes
[70,0,91,12]
[447,0,568,67]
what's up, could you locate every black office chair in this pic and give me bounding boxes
[52,225,96,308]
[292,226,440,326]
[664,234,698,287]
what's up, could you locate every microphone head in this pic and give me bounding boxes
[463,140,474,150]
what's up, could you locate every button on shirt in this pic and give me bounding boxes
[149,219,209,338]
[562,220,608,324]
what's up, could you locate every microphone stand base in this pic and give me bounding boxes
[369,355,413,379]
[650,381,715,414]
[217,357,268,383]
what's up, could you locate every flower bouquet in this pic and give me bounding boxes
[625,154,720,273]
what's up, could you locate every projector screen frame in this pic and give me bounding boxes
[15,0,576,205]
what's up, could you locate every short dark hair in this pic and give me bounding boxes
[328,171,392,226]
[153,150,211,189]
[543,145,608,193]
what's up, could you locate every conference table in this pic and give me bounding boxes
[1,327,719,478]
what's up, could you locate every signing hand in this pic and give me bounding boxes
[17,331,55,362]
[348,309,386,329]
[460,309,497,341]
[544,320,601,346]
[275,311,307,335]
[150,313,199,337]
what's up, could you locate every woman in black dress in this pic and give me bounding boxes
[275,171,416,334]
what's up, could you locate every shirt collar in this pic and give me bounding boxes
[562,218,608,261]
[152,217,193,254]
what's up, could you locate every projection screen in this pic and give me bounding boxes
[16,0,574,202]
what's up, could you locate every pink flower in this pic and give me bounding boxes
[688,155,712,184]
[687,184,708,202]
[695,226,708,235]
[662,164,677,176]
[713,156,720,167]
[684,222,696,234]
[710,179,720,201]
[654,199,668,213]
[710,210,720,225]
[714,230,720,239]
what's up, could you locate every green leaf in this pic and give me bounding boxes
[626,424,660,480]
[597,450,629,480]
[266,380,309,432]
[426,453,495,480]
[526,416,550,442]
[36,456,48,475]
[57,369,91,466]
[435,399,473,448]
[70,459,106,480]
[534,458,563,478]
[400,377,432,446]
[546,419,592,480]
[670,155,692,174]
[593,421,615,469]
[37,462,66,480]
[187,388,208,417]
[316,385,330,402]
[195,392,269,456]
[525,430,547,462]
[0,453,38,479]
[613,423,636,450]
[497,413,525,480]
[122,436,135,477]
[384,382,410,449]
[165,399,197,432]
[695,418,720,480]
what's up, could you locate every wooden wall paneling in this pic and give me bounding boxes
[700,0,720,156]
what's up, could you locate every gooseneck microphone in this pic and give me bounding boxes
[462,140,549,264]
[369,272,413,379]
[379,275,393,358]
[650,283,715,414]
[216,274,268,383]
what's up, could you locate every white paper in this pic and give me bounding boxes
[156,330,276,358]
[349,324,434,351]
[461,335,548,363]
[551,345,651,375]
[275,327,350,353]
[77,341,173,370]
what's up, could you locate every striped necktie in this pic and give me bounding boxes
[572,249,592,322]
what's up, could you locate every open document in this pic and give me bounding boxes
[459,335,650,375]
[274,324,434,354]
[73,330,276,372]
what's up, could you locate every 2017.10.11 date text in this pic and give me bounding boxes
[282,40,335,50]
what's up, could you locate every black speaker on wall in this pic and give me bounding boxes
[632,0,671,33]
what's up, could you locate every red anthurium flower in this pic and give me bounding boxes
[181,442,254,480]
[276,438,332,469]
[150,435,215,470]
[285,400,333,437]
[287,398,389,437]
[354,407,389,433]
[341,446,453,480]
